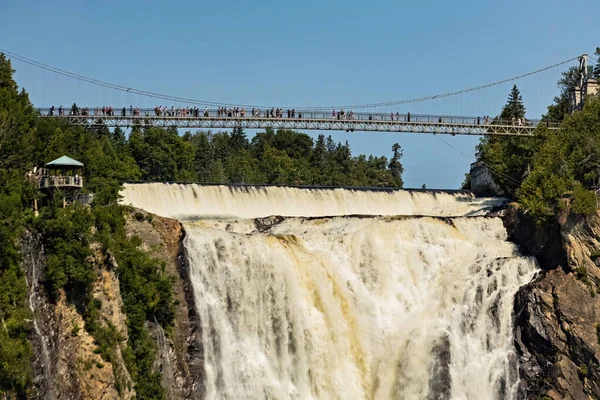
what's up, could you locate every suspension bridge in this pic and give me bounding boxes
[3,50,598,137]
[38,108,554,136]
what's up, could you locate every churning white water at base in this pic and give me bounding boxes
[120,183,506,219]
[183,216,538,400]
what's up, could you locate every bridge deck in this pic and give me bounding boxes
[39,108,558,136]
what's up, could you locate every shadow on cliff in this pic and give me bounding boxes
[503,203,600,399]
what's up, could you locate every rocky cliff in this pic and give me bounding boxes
[22,210,199,400]
[124,211,202,399]
[505,204,600,399]
[23,233,134,400]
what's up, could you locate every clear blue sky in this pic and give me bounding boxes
[1,0,598,188]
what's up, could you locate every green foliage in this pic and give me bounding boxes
[575,265,588,279]
[0,55,33,396]
[0,54,38,172]
[477,76,600,223]
[545,65,593,122]
[388,143,404,187]
[475,85,547,197]
[31,203,173,398]
[516,97,600,222]
[572,183,597,216]
[128,128,403,187]
[35,205,96,303]
[93,206,173,398]
[71,324,80,337]
[500,85,526,120]
[461,172,471,190]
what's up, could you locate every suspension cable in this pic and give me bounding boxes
[432,134,523,187]
[0,48,580,111]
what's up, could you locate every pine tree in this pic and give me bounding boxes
[230,125,248,151]
[500,85,526,120]
[0,53,37,171]
[311,134,327,168]
[388,143,404,187]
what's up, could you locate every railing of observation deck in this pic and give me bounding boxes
[39,175,83,189]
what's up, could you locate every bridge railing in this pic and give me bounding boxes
[36,107,560,129]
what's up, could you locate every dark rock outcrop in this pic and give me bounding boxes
[125,211,204,399]
[504,204,600,399]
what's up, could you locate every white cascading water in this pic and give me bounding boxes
[120,183,506,219]
[121,184,538,400]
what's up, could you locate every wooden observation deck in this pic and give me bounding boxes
[33,155,86,208]
[37,155,84,190]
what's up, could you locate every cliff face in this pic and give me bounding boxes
[23,210,198,399]
[124,211,202,399]
[22,233,134,400]
[505,205,600,400]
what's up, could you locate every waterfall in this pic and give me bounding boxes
[121,184,537,399]
[22,231,55,400]
[183,217,536,400]
[153,317,175,400]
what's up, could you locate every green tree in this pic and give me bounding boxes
[500,85,526,120]
[191,132,215,181]
[0,53,37,172]
[517,96,600,222]
[593,47,600,79]
[250,128,275,159]
[312,134,327,168]
[476,85,545,196]
[0,53,35,395]
[388,143,404,187]
[545,67,580,122]
[260,146,295,184]
[461,173,471,190]
[272,129,313,160]
[545,62,594,122]
[230,126,248,152]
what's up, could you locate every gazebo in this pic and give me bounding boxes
[38,155,84,207]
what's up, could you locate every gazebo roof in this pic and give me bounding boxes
[46,155,84,168]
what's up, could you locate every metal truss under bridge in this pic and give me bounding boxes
[39,109,559,136]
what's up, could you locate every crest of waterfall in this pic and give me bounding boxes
[120,183,506,220]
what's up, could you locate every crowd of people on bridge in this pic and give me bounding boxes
[154,105,207,117]
[45,104,540,128]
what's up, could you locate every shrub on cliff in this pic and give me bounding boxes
[516,97,600,223]
[571,183,598,216]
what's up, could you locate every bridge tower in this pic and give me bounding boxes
[570,54,599,112]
